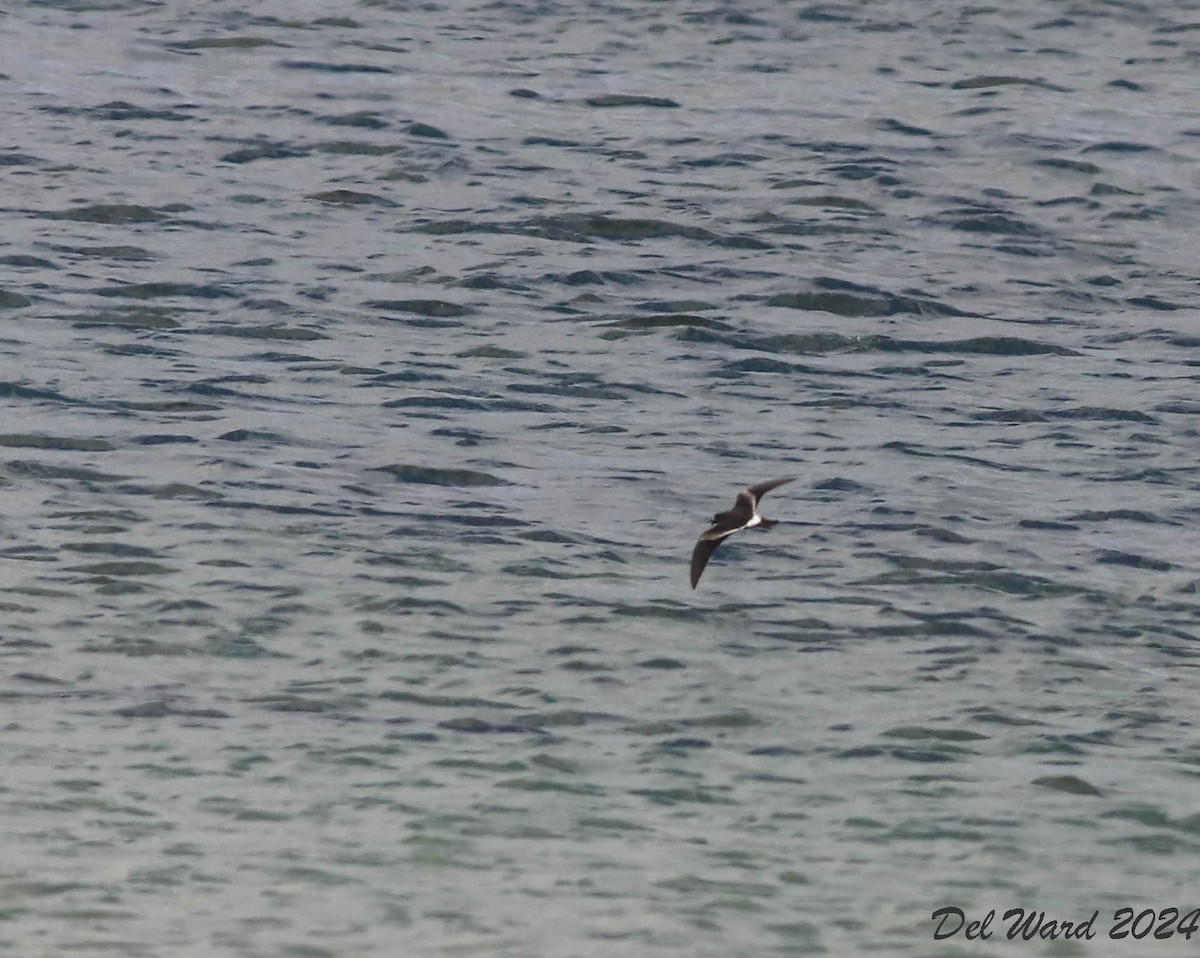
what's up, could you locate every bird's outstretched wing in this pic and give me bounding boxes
[690,535,720,589]
[690,521,742,588]
[745,477,797,504]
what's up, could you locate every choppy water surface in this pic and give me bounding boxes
[3,1,1200,955]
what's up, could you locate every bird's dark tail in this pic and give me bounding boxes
[756,517,778,530]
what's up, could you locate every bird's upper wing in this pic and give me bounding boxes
[745,476,797,504]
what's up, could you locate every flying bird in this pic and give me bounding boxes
[689,477,797,589]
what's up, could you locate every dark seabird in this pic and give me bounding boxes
[689,477,797,589]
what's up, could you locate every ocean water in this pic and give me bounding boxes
[3,1,1200,955]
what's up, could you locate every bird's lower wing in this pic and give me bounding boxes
[690,538,720,588]
[690,525,739,588]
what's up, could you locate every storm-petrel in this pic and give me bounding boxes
[689,477,797,588]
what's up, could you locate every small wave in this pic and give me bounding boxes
[370,464,509,487]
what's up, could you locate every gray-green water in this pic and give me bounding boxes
[3,2,1200,955]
